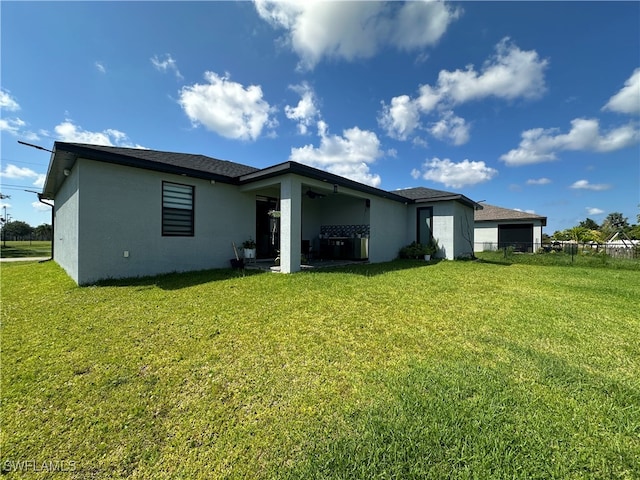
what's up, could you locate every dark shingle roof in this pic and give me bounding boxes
[393,186,478,208]
[62,143,259,178]
[475,203,547,224]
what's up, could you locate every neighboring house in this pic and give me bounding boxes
[474,203,547,253]
[42,142,480,284]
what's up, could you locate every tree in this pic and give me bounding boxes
[552,230,571,241]
[34,223,52,241]
[578,218,599,231]
[601,212,630,238]
[1,220,34,240]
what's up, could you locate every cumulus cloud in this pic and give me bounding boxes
[151,54,183,80]
[501,118,640,166]
[254,0,461,70]
[586,207,604,215]
[413,157,497,188]
[0,89,20,111]
[427,110,469,145]
[379,38,547,143]
[570,180,611,191]
[95,61,106,74]
[289,120,383,187]
[603,68,640,115]
[0,117,26,136]
[378,95,421,140]
[434,37,548,105]
[285,82,319,134]
[0,164,45,188]
[179,71,277,141]
[526,177,551,185]
[54,120,145,148]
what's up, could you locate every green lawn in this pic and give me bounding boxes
[0,240,51,258]
[1,260,638,479]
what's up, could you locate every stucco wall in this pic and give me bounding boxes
[474,224,498,251]
[73,158,255,284]
[452,202,475,258]
[53,163,80,283]
[406,201,472,260]
[368,196,408,263]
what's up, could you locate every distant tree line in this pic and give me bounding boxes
[549,211,640,243]
[1,221,52,241]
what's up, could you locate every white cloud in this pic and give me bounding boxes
[526,177,551,185]
[151,54,183,80]
[435,37,548,104]
[0,117,26,136]
[0,89,20,111]
[54,120,145,148]
[603,68,640,115]
[0,164,46,189]
[570,179,611,191]
[34,174,46,188]
[254,0,460,70]
[501,118,640,165]
[289,120,383,187]
[0,200,10,210]
[284,82,319,134]
[378,95,421,140]
[0,164,39,180]
[586,207,604,215]
[415,157,497,188]
[514,208,536,214]
[379,38,547,142]
[95,61,106,74]
[178,71,277,141]
[428,110,469,145]
[32,201,51,212]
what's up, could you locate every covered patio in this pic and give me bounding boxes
[239,163,374,273]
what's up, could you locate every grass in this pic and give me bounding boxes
[1,259,639,479]
[0,241,51,258]
[476,249,640,270]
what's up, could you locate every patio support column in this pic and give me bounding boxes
[280,175,301,273]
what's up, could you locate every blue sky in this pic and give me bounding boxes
[1,1,638,234]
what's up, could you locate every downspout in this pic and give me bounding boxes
[37,194,54,262]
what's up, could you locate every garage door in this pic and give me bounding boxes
[498,224,533,252]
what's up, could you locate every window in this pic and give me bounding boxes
[162,181,194,236]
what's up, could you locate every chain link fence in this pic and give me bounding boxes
[475,241,639,260]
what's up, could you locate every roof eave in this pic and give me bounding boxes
[240,161,412,203]
[41,142,239,198]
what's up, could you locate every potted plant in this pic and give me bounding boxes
[242,238,257,260]
[424,238,439,261]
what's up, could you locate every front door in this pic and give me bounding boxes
[417,207,433,245]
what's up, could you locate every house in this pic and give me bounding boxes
[474,203,547,253]
[42,142,480,284]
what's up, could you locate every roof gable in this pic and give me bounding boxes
[393,186,478,208]
[475,203,547,224]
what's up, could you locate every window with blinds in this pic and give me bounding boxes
[162,181,194,236]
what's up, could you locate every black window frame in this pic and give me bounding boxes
[162,181,195,237]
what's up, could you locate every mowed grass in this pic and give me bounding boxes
[1,259,639,479]
[0,241,51,258]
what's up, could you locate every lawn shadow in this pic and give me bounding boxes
[95,266,266,290]
[304,258,446,277]
[95,259,441,289]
